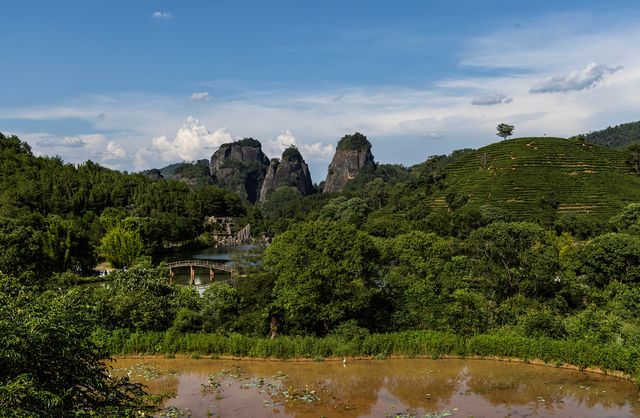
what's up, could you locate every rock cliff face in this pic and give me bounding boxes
[145,168,164,181]
[209,138,270,203]
[259,147,313,202]
[323,132,375,193]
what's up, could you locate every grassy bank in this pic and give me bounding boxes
[94,329,640,381]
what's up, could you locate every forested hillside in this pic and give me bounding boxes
[6,131,640,415]
[579,120,640,149]
[0,132,244,280]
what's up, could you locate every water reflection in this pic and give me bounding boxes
[110,357,639,417]
[163,245,253,293]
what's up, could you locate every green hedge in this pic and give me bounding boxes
[94,329,640,381]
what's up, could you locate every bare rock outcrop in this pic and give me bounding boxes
[323,132,375,193]
[209,138,270,202]
[259,146,313,202]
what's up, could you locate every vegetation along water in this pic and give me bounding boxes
[6,126,640,417]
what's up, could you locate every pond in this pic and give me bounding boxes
[110,357,640,417]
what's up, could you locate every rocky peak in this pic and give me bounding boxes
[209,138,270,203]
[260,146,314,202]
[145,168,164,181]
[323,132,375,193]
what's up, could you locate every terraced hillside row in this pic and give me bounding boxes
[430,137,640,220]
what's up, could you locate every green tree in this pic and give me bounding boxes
[386,231,456,330]
[318,196,369,226]
[609,203,640,232]
[496,123,515,140]
[468,222,560,300]
[98,225,146,268]
[0,217,47,281]
[364,178,388,209]
[201,283,241,332]
[93,263,177,331]
[264,221,381,334]
[43,215,95,274]
[569,233,640,287]
[445,289,492,335]
[0,278,154,416]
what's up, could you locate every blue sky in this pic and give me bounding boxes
[2,1,640,181]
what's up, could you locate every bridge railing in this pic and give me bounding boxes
[167,259,235,273]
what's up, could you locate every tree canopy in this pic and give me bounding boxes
[496,123,515,140]
[264,221,381,334]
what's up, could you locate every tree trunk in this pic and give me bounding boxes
[269,316,278,339]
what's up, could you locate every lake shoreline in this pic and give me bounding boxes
[110,353,634,382]
[111,356,640,418]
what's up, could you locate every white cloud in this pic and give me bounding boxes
[37,135,86,148]
[530,63,623,93]
[27,133,131,168]
[299,142,335,161]
[190,92,211,102]
[150,116,233,162]
[101,141,127,161]
[5,13,640,180]
[471,93,513,106]
[265,130,334,162]
[152,11,173,20]
[134,148,154,170]
[269,129,297,151]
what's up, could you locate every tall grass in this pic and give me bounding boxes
[94,329,640,381]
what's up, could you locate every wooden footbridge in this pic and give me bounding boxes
[167,259,236,285]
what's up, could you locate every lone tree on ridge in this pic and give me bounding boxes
[497,123,515,140]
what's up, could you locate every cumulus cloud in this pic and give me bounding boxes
[530,63,623,93]
[134,148,154,170]
[37,136,86,148]
[101,141,127,161]
[300,142,335,161]
[190,92,211,102]
[265,130,334,162]
[471,93,513,106]
[150,116,233,162]
[152,11,173,20]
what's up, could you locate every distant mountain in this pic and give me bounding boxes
[579,121,640,149]
[144,159,213,187]
[149,138,315,203]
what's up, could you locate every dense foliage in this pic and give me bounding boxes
[233,137,262,148]
[281,146,303,162]
[0,132,243,412]
[336,132,371,151]
[0,277,156,416]
[0,132,244,283]
[579,120,640,149]
[6,130,640,412]
[95,329,640,380]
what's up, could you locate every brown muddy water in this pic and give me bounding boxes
[110,357,640,418]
